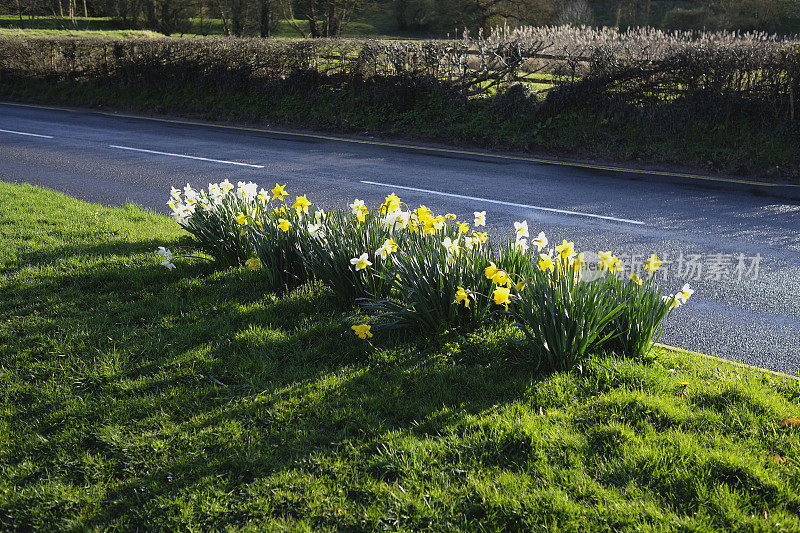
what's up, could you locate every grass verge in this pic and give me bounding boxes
[1,182,799,530]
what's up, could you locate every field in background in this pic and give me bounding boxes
[0,14,383,38]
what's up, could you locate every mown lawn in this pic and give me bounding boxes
[1,182,799,530]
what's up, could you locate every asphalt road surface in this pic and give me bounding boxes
[1,102,799,375]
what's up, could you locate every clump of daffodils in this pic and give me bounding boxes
[163,183,693,365]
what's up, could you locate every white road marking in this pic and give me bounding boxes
[0,128,54,139]
[109,145,264,168]
[361,180,646,226]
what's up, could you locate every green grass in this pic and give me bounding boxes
[0,14,381,38]
[1,182,800,530]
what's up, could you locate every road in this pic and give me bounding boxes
[1,102,799,375]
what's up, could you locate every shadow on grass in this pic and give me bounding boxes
[1,236,549,528]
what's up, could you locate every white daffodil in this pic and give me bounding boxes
[514,238,529,253]
[307,223,324,239]
[375,238,398,259]
[349,199,366,215]
[157,246,172,260]
[474,211,486,227]
[531,231,548,252]
[350,253,372,271]
[161,259,176,270]
[676,283,694,304]
[315,209,326,223]
[514,220,529,239]
[442,236,460,256]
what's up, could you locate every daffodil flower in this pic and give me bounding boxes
[382,193,402,213]
[445,213,457,221]
[220,179,234,192]
[485,261,499,280]
[307,223,323,238]
[292,195,311,215]
[538,251,555,272]
[474,211,486,227]
[455,286,470,308]
[350,199,366,215]
[236,213,247,225]
[352,324,373,339]
[515,281,526,292]
[608,256,623,274]
[157,246,172,260]
[245,257,261,270]
[555,239,576,261]
[493,286,512,310]
[492,270,512,288]
[356,206,369,223]
[161,259,176,270]
[597,250,613,270]
[442,237,460,256]
[663,294,681,310]
[351,253,372,271]
[514,238,529,253]
[514,220,529,239]
[271,183,288,201]
[278,218,291,232]
[375,238,398,259]
[458,222,470,234]
[645,253,664,273]
[676,283,694,303]
[532,231,548,252]
[629,273,643,285]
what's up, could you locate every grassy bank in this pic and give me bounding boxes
[1,182,799,529]
[2,78,797,182]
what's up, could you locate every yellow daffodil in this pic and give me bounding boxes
[352,324,373,339]
[608,256,623,274]
[555,240,576,261]
[493,286,512,310]
[475,232,488,244]
[492,270,512,288]
[538,251,555,272]
[458,222,470,234]
[598,250,613,270]
[445,213,457,221]
[455,286,470,308]
[645,253,663,273]
[245,257,261,270]
[630,273,643,285]
[273,205,288,215]
[278,218,291,232]
[382,193,401,213]
[485,261,499,280]
[271,183,287,201]
[292,195,311,215]
[236,213,247,225]
[350,253,372,271]
[515,281,526,292]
